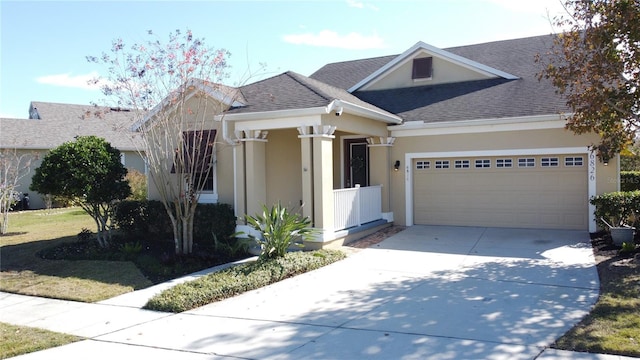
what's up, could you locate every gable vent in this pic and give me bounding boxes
[412,57,433,79]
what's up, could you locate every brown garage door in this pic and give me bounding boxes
[413,155,588,230]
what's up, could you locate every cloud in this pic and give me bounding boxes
[35,71,101,90]
[346,0,379,11]
[283,30,386,49]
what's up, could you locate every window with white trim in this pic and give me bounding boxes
[475,159,491,168]
[518,158,535,167]
[454,160,470,169]
[416,160,430,170]
[435,160,449,169]
[412,57,433,79]
[541,157,559,167]
[496,158,512,168]
[565,156,584,167]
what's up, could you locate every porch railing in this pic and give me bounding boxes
[333,185,382,231]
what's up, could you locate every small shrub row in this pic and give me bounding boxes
[620,171,640,191]
[144,249,346,313]
[591,191,640,229]
[113,200,236,244]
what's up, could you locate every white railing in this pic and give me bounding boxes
[334,185,382,231]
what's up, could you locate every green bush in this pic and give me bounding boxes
[245,203,316,260]
[591,191,640,229]
[125,169,148,201]
[144,249,346,312]
[114,200,236,245]
[620,171,640,191]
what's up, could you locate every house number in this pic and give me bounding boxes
[589,151,596,181]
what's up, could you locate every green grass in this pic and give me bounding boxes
[0,322,80,359]
[553,269,640,357]
[145,249,346,312]
[0,208,152,302]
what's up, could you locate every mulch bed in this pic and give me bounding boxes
[345,225,407,249]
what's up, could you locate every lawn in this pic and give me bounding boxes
[0,208,152,302]
[553,234,640,357]
[0,322,80,359]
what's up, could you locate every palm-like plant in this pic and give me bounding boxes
[245,203,316,260]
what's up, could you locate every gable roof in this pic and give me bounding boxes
[347,41,519,92]
[310,34,570,123]
[225,71,402,123]
[0,101,141,150]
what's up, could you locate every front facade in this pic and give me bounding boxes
[146,34,619,247]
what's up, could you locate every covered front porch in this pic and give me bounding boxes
[223,100,400,248]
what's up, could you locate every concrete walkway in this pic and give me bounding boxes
[1,225,637,359]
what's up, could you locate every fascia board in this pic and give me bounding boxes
[389,114,569,136]
[348,41,519,93]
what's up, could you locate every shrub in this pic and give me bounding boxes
[114,200,236,245]
[591,191,640,229]
[125,169,147,201]
[144,249,346,312]
[245,203,316,260]
[620,171,640,191]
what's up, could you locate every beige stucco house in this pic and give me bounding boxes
[0,101,146,209]
[144,34,619,248]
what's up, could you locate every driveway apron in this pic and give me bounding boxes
[7,225,603,360]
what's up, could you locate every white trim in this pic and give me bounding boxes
[404,146,596,231]
[390,114,568,137]
[348,41,518,92]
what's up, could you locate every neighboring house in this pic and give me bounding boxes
[0,101,146,209]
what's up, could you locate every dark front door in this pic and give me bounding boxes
[344,138,369,188]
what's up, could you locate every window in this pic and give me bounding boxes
[454,160,470,169]
[412,57,433,79]
[496,158,512,168]
[171,130,217,192]
[565,156,584,167]
[435,160,449,169]
[541,157,559,167]
[416,160,430,169]
[518,158,535,167]
[475,159,491,168]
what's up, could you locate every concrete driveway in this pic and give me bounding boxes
[5,225,615,360]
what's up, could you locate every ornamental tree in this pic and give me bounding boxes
[30,136,130,247]
[0,148,35,234]
[537,0,640,162]
[87,29,237,255]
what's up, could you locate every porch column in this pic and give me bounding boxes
[234,141,246,222]
[368,137,395,220]
[298,127,313,220]
[302,125,336,235]
[242,130,268,217]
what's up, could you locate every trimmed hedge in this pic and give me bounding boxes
[144,249,346,312]
[591,191,640,229]
[113,200,236,244]
[620,171,640,191]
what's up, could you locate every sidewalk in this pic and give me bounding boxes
[1,226,638,359]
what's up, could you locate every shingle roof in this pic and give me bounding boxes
[226,71,397,118]
[310,34,570,122]
[0,101,141,150]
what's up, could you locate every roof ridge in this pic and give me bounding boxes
[285,71,335,102]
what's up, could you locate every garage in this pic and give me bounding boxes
[413,154,589,230]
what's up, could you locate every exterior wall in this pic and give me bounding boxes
[389,127,618,228]
[265,128,302,211]
[362,52,493,91]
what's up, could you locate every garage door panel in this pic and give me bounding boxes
[413,155,588,230]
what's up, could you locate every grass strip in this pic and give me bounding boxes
[0,322,81,359]
[145,249,346,312]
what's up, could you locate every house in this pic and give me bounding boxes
[0,101,146,209]
[144,34,618,248]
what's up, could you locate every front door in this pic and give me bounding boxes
[344,138,369,188]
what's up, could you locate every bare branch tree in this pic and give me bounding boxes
[88,29,241,254]
[0,148,35,234]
